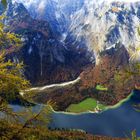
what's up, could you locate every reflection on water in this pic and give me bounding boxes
[10,90,140,138]
[50,91,140,137]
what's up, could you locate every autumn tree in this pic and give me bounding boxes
[0,17,30,101]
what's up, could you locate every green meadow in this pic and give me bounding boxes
[96,85,108,91]
[66,98,106,113]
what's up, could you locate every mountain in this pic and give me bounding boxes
[13,0,140,63]
[2,0,140,85]
[8,0,140,110]
[28,45,132,111]
[2,1,93,85]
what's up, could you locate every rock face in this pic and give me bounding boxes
[2,0,140,110]
[3,1,93,85]
[3,0,140,86]
[80,43,130,88]
[79,45,132,105]
[13,0,140,63]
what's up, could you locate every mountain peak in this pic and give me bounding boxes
[11,0,140,64]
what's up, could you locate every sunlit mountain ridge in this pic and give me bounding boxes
[11,0,140,63]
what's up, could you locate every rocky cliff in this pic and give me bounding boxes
[13,0,140,64]
[3,0,140,86]
[3,1,93,85]
[1,0,140,109]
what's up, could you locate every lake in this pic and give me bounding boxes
[11,90,140,138]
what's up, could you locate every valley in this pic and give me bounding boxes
[0,0,140,139]
[21,45,139,113]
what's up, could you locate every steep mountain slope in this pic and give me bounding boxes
[2,0,140,98]
[13,0,140,64]
[2,1,93,85]
[24,46,133,111]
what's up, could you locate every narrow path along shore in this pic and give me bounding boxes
[20,77,81,96]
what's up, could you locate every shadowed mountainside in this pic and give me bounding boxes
[3,1,93,86]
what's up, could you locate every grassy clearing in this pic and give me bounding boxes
[66,98,106,113]
[96,85,108,91]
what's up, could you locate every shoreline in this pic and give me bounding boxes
[51,92,133,115]
[105,92,133,110]
[19,77,134,115]
[19,91,133,115]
